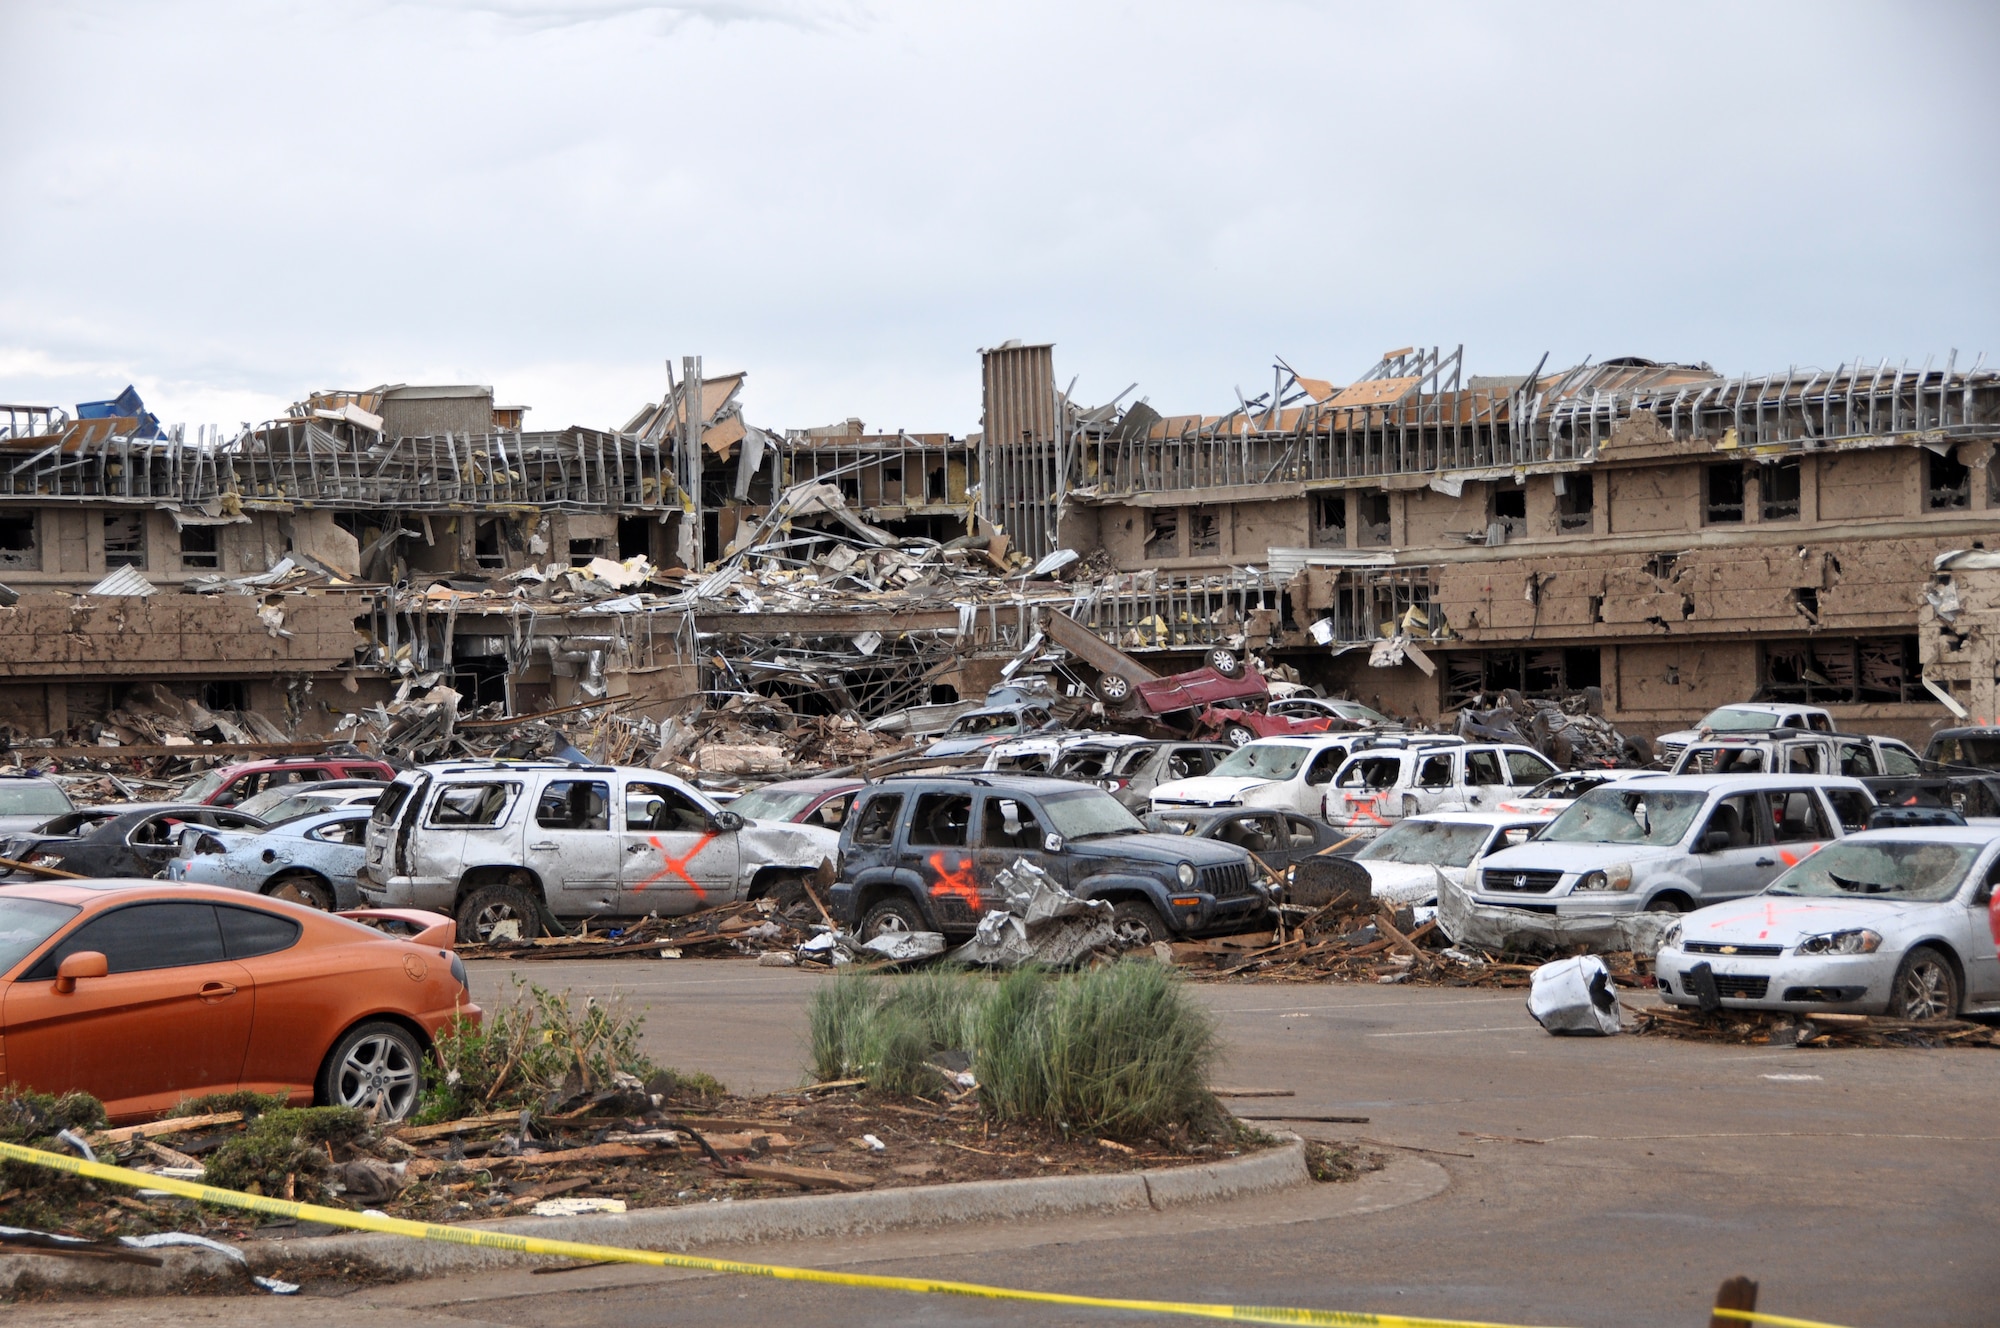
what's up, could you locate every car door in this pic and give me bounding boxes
[1408,751,1457,816]
[906,790,979,926]
[1766,787,1835,870]
[421,779,522,894]
[621,779,740,915]
[522,778,623,918]
[1963,856,2000,1001]
[1690,791,1775,902]
[1462,747,1511,810]
[973,794,1065,891]
[124,812,194,876]
[1278,814,1324,870]
[1503,748,1558,795]
[2,901,255,1119]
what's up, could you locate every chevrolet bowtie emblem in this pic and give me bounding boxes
[1719,945,1738,955]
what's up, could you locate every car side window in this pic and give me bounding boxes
[1698,793,1762,850]
[308,818,370,846]
[1506,750,1555,784]
[1284,815,1319,848]
[1769,790,1830,843]
[25,902,224,979]
[1500,826,1536,849]
[1881,743,1922,776]
[1416,755,1454,789]
[429,782,518,828]
[851,794,903,845]
[1305,749,1348,786]
[1216,814,1274,852]
[1825,789,1873,834]
[1808,714,1832,732]
[216,905,302,959]
[1465,750,1504,785]
[624,782,708,834]
[1838,744,1879,777]
[811,794,853,830]
[980,797,1045,851]
[909,793,972,848]
[128,815,183,847]
[1786,746,1819,774]
[537,780,610,831]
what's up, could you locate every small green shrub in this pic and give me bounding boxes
[202,1106,368,1197]
[173,1090,291,1119]
[0,1087,105,1144]
[417,979,658,1122]
[805,961,1224,1140]
[0,1088,109,1230]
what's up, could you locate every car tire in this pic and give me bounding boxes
[1110,899,1171,945]
[1094,673,1132,703]
[1222,722,1256,748]
[318,1020,424,1122]
[761,875,814,917]
[1649,892,1694,914]
[1622,734,1656,766]
[1208,648,1243,678]
[456,882,544,945]
[859,896,927,940]
[1889,945,1960,1022]
[264,871,335,911]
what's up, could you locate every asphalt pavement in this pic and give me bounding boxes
[12,958,1997,1327]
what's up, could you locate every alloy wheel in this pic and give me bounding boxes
[332,1032,420,1119]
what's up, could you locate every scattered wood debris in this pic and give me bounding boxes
[1628,1004,2000,1049]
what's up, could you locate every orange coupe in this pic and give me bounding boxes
[0,880,479,1123]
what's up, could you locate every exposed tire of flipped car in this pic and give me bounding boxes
[1094,672,1132,703]
[1208,648,1243,678]
[457,881,544,944]
[1222,722,1256,748]
[1110,899,1171,944]
[860,896,927,941]
[264,870,335,912]
[1889,945,1961,1021]
[318,1019,424,1122]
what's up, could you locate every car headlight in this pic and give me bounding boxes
[1661,921,1683,950]
[1575,864,1632,891]
[1177,861,1197,887]
[1796,929,1882,956]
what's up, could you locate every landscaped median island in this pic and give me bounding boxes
[1,963,1356,1291]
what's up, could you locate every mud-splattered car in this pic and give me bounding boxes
[358,761,837,941]
[830,774,1267,945]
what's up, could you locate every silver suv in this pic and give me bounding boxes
[359,761,835,941]
[1325,738,1558,842]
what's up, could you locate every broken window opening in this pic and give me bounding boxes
[473,519,503,570]
[1490,485,1526,541]
[199,681,248,712]
[1704,463,1744,524]
[0,512,39,570]
[1759,635,1917,704]
[617,516,653,560]
[1760,459,1801,521]
[927,466,948,502]
[1927,447,1971,511]
[1310,492,1347,548]
[1556,473,1594,533]
[880,463,903,501]
[1144,509,1180,558]
[103,512,146,568]
[567,537,608,567]
[1188,507,1221,556]
[1358,491,1392,546]
[1441,647,1599,709]
[179,524,219,569]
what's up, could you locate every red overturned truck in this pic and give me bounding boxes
[1044,611,1372,747]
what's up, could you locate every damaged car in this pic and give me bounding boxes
[358,761,836,942]
[1350,812,1550,908]
[167,809,373,911]
[1055,738,1233,813]
[1654,827,2000,1020]
[831,774,1266,946]
[1143,806,1347,875]
[0,775,75,837]
[2,804,269,880]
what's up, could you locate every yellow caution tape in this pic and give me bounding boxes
[0,1140,1852,1328]
[1712,1314,1858,1328]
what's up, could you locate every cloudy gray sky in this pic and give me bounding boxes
[3,1,1996,435]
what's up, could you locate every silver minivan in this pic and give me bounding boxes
[1468,773,1874,916]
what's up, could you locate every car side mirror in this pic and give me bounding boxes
[1973,882,1994,907]
[711,810,746,833]
[1701,831,1731,854]
[1043,832,1064,853]
[54,950,108,994]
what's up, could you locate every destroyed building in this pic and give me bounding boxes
[1,341,1994,751]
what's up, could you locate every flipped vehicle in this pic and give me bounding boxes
[0,881,475,1122]
[2,804,268,879]
[1149,734,1374,818]
[178,755,395,808]
[168,809,373,910]
[0,775,75,836]
[832,774,1265,945]
[360,761,836,942]
[1654,827,2000,1020]
[1350,812,1549,907]
[1654,703,1833,764]
[1469,774,1873,917]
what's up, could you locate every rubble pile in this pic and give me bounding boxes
[1629,1005,2000,1049]
[1453,688,1642,767]
[458,899,814,962]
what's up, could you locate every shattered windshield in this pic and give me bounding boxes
[728,788,818,822]
[1039,790,1145,841]
[1209,744,1309,781]
[1767,840,1979,902]
[1356,820,1492,867]
[0,898,79,975]
[0,783,71,817]
[1540,788,1707,846]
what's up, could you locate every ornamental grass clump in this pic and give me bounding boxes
[417,979,659,1123]
[807,967,985,1096]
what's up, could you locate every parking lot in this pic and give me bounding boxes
[14,958,1984,1328]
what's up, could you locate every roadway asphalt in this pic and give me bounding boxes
[13,958,1997,1327]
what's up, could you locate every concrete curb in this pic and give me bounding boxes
[1,1135,1307,1294]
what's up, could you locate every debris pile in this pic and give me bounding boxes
[1453,687,1644,767]
[458,899,814,962]
[1629,1005,2000,1049]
